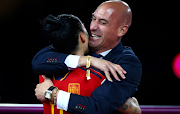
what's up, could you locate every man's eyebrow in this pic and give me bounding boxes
[91,13,109,24]
[92,13,95,17]
[100,18,108,22]
[92,13,108,21]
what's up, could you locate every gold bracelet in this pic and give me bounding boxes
[86,56,91,80]
[54,87,58,105]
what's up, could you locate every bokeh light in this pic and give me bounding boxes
[172,53,180,79]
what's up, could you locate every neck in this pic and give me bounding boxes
[74,48,85,56]
[75,51,84,56]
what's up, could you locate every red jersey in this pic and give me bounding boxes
[39,67,105,114]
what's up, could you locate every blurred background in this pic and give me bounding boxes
[0,0,179,105]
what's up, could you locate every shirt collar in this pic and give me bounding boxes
[99,49,112,57]
[104,42,123,60]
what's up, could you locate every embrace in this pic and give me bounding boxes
[32,0,142,114]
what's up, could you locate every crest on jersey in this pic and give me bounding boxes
[68,83,80,95]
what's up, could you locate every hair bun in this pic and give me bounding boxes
[42,14,63,32]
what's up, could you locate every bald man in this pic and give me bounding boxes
[89,0,132,53]
[33,0,142,114]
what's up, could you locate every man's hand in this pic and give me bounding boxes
[117,97,141,114]
[78,56,127,82]
[35,75,53,102]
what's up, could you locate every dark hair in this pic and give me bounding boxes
[42,14,84,54]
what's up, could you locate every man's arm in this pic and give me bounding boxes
[32,46,126,81]
[32,45,69,75]
[35,54,142,114]
[66,55,142,114]
[35,82,141,114]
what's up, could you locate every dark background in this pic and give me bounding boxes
[0,0,179,105]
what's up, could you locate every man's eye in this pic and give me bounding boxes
[100,21,107,25]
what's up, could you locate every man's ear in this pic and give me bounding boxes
[117,25,129,37]
[79,32,85,43]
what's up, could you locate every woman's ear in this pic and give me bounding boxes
[117,25,129,37]
[79,32,85,43]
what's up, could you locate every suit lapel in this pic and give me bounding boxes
[104,42,123,61]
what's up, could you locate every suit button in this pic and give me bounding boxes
[75,106,78,109]
[82,106,85,111]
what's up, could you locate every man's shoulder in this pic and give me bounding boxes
[122,46,135,55]
[38,45,57,53]
[33,45,58,58]
[121,46,141,66]
[122,46,139,60]
[110,46,140,63]
[105,42,139,63]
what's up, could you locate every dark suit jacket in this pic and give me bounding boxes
[32,42,142,114]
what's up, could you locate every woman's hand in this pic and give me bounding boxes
[91,57,126,82]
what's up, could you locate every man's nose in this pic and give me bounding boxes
[90,20,98,31]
